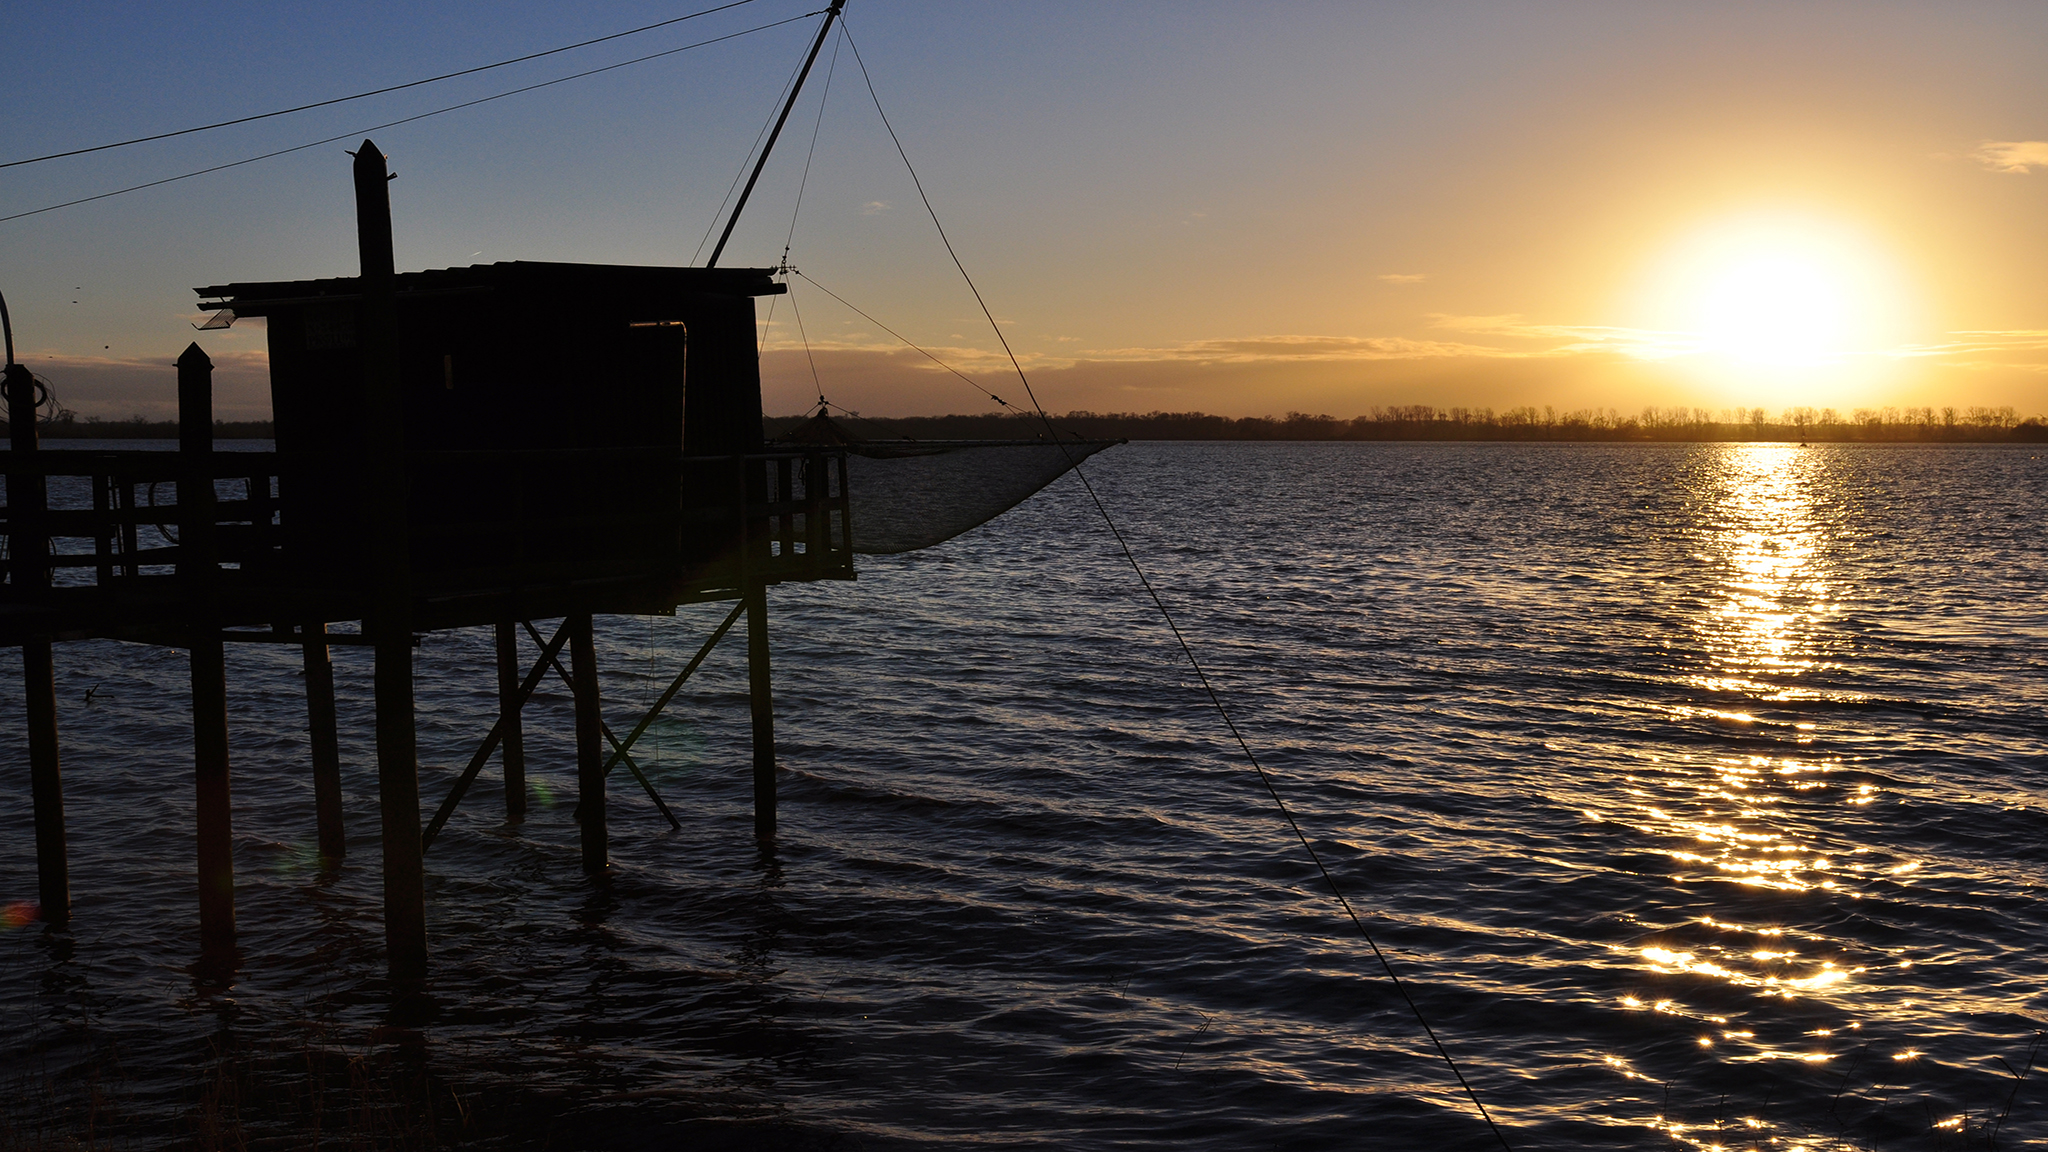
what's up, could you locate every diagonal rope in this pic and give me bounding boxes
[755,30,839,355]
[693,39,814,264]
[0,11,821,226]
[780,26,843,268]
[840,20,1513,1148]
[786,269,1012,410]
[1,0,765,170]
[785,279,828,401]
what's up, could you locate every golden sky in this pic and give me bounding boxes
[5,2,2046,420]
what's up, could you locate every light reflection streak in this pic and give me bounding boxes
[1621,444,1912,1109]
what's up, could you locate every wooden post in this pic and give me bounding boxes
[495,621,527,819]
[6,361,68,924]
[569,614,607,871]
[356,140,427,980]
[179,344,235,953]
[746,580,776,838]
[302,623,345,862]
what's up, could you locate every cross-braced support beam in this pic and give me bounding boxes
[520,620,682,831]
[599,599,745,778]
[420,617,572,853]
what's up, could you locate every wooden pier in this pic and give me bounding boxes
[2,141,855,979]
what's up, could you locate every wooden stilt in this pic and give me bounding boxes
[496,621,526,820]
[373,647,425,978]
[21,640,67,925]
[6,361,68,925]
[746,580,776,838]
[356,140,427,980]
[180,344,235,953]
[570,613,607,872]
[302,623,345,861]
[190,636,234,951]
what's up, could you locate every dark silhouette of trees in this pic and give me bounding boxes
[766,404,2039,444]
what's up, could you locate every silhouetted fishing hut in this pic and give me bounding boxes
[2,141,854,978]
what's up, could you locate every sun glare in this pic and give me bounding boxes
[1695,251,1851,364]
[1639,213,1914,380]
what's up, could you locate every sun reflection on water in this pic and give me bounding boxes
[1599,443,1935,1142]
[1693,444,1837,699]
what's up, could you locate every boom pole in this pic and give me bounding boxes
[705,0,846,268]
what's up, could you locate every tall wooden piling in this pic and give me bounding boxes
[495,621,527,819]
[6,360,68,924]
[570,614,607,871]
[302,623,346,861]
[746,581,776,838]
[356,140,427,979]
[179,344,235,952]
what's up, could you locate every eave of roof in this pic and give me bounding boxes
[195,260,785,312]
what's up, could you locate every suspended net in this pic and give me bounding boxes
[780,412,1121,554]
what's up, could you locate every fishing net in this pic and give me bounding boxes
[780,413,1120,555]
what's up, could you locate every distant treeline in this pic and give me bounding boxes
[769,405,2048,443]
[9,406,2044,444]
[0,415,276,439]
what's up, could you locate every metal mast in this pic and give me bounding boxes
[705,0,846,267]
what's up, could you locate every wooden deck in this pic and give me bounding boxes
[0,444,855,646]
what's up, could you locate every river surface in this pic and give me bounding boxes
[2,440,2045,1150]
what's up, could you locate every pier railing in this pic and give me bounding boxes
[0,446,853,628]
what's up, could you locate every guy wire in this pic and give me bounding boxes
[786,269,1011,412]
[781,26,844,268]
[840,19,1513,1149]
[693,37,816,264]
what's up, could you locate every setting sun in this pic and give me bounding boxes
[1694,250,1853,363]
[1639,213,1918,386]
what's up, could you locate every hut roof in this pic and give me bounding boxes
[196,260,784,315]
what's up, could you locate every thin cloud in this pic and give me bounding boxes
[1378,272,1427,284]
[860,200,890,215]
[1886,330,2048,371]
[1430,314,1698,359]
[1974,141,2048,174]
[1080,334,1500,363]
[22,349,273,419]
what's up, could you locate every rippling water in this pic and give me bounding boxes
[3,441,2045,1150]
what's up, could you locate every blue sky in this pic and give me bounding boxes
[5,2,2047,420]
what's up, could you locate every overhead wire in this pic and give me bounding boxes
[838,19,1514,1149]
[0,10,823,227]
[0,0,765,170]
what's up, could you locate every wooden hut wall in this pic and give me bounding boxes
[259,283,767,586]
